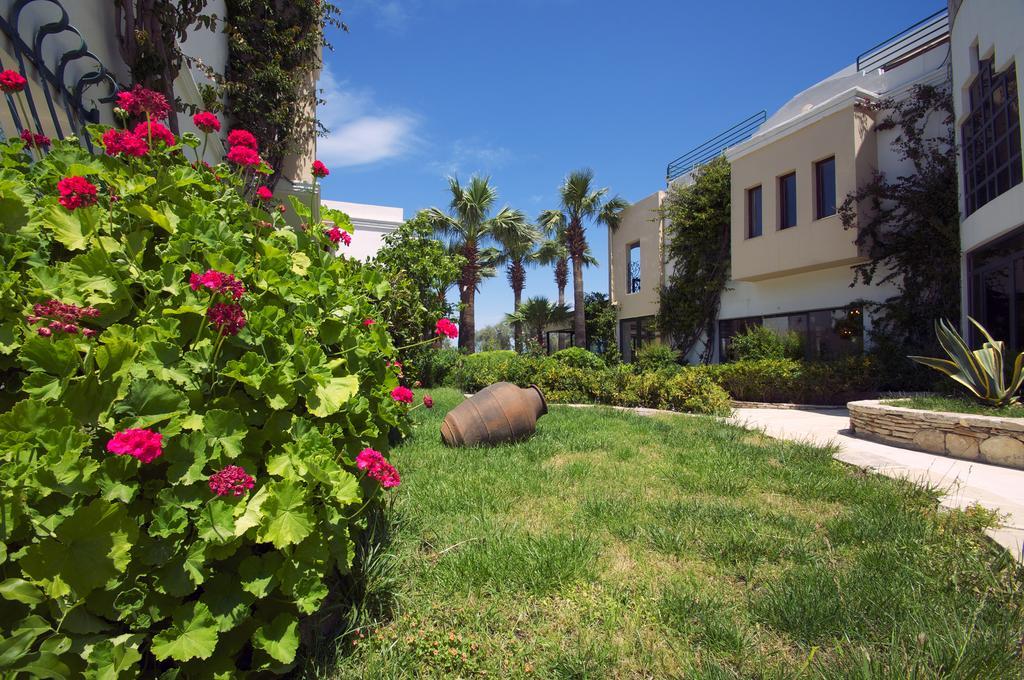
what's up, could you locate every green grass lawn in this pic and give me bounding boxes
[884,395,1024,418]
[310,388,1023,679]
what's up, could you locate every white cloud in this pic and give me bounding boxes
[316,65,418,168]
[429,139,513,177]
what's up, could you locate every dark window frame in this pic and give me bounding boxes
[626,242,641,294]
[718,304,864,362]
[778,172,797,229]
[746,185,763,238]
[814,156,837,219]
[962,57,1022,216]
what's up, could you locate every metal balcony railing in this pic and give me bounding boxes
[856,8,949,74]
[665,110,767,183]
[1,0,120,152]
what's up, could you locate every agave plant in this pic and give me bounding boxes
[910,318,1024,406]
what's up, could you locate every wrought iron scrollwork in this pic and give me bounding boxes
[0,0,120,152]
[628,260,641,294]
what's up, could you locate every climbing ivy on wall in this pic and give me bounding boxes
[223,0,344,181]
[657,155,731,363]
[838,84,959,388]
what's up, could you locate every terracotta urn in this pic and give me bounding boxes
[440,382,548,447]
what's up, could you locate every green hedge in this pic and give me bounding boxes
[450,351,878,410]
[706,356,879,405]
[448,351,731,416]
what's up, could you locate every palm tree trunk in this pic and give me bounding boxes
[513,287,523,353]
[459,242,479,353]
[571,255,586,348]
[556,278,566,351]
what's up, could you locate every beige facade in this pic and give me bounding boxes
[727,100,876,282]
[608,10,951,362]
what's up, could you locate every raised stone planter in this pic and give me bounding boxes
[848,399,1024,470]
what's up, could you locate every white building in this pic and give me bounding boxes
[610,9,953,363]
[321,200,404,261]
[948,0,1024,351]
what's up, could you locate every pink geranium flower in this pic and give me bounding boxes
[363,318,375,326]
[227,129,258,149]
[355,448,401,488]
[227,145,261,167]
[133,121,176,147]
[102,129,149,157]
[193,111,220,133]
[435,318,458,339]
[57,176,98,211]
[20,129,50,149]
[207,302,247,335]
[189,269,245,300]
[209,465,255,497]
[256,186,273,201]
[0,69,27,93]
[391,386,413,404]
[107,428,164,463]
[312,160,329,178]
[423,395,434,409]
[325,227,351,245]
[116,85,172,120]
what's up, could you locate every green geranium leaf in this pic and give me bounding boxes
[222,352,269,390]
[150,601,219,662]
[257,481,313,549]
[238,552,283,598]
[41,203,94,250]
[10,651,71,679]
[114,380,187,429]
[252,613,299,665]
[197,499,236,545]
[19,335,80,377]
[83,636,142,679]
[307,375,359,418]
[0,578,44,605]
[203,409,248,457]
[20,499,137,598]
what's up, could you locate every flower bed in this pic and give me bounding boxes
[849,399,1024,469]
[0,83,440,677]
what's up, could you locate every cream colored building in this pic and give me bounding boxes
[609,9,953,363]
[948,0,1024,352]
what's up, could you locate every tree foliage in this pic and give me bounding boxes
[370,212,464,375]
[838,84,959,386]
[584,292,617,358]
[658,155,731,363]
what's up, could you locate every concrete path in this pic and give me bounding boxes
[730,407,1024,562]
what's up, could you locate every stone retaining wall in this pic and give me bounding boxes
[848,400,1024,470]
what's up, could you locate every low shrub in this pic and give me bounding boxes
[633,342,681,373]
[708,357,878,405]
[414,347,461,387]
[551,347,605,371]
[450,351,730,416]
[728,325,803,361]
[0,106,415,677]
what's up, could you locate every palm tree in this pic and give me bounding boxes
[426,176,530,352]
[534,223,597,351]
[495,225,541,352]
[549,170,626,348]
[506,297,571,349]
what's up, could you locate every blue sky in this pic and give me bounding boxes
[315,0,942,330]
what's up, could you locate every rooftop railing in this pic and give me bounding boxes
[856,8,949,74]
[665,110,766,183]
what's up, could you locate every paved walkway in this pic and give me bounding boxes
[729,407,1024,561]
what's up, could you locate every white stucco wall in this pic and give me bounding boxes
[321,199,403,262]
[951,0,1024,256]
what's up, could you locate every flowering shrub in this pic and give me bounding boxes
[0,106,412,676]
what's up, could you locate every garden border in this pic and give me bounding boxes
[848,399,1024,470]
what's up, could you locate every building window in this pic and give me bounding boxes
[962,58,1022,216]
[718,306,863,361]
[779,172,797,229]
[747,185,762,238]
[968,227,1024,355]
[814,156,836,219]
[619,315,656,363]
[627,243,641,294]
